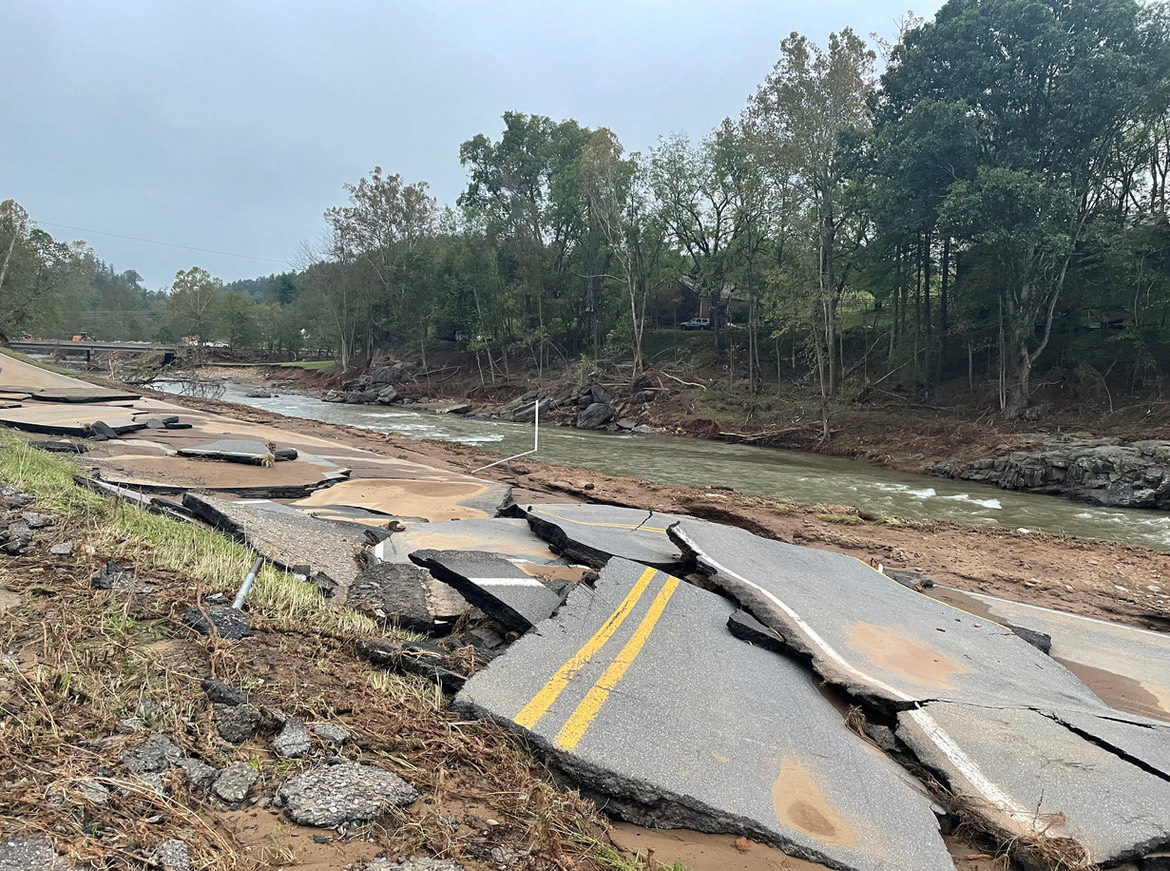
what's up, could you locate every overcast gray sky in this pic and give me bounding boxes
[1,1,941,289]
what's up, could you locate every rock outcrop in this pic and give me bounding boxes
[930,435,1170,509]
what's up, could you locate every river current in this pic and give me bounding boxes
[159,379,1170,552]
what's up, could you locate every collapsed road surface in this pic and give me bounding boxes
[7,354,1170,870]
[455,557,957,871]
[669,519,1170,867]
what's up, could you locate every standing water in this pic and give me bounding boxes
[158,379,1170,552]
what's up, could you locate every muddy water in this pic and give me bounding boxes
[159,380,1170,552]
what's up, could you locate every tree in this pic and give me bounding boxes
[648,132,737,346]
[325,167,440,354]
[745,28,877,400]
[877,0,1170,416]
[459,113,593,371]
[167,267,223,343]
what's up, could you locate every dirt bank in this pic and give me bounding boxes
[153,387,1170,634]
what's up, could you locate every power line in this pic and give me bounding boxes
[36,221,290,265]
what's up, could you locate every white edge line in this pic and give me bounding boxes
[469,577,548,588]
[673,527,1035,823]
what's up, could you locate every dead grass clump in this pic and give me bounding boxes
[950,794,1093,871]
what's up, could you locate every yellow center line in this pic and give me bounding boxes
[513,566,658,729]
[555,574,681,750]
[531,508,669,534]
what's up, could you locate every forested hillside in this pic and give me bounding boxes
[4,0,1169,418]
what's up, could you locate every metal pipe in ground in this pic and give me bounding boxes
[232,557,264,610]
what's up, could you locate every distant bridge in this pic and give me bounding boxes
[9,340,178,365]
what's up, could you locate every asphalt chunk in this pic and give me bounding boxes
[409,549,562,632]
[517,503,689,570]
[898,702,1170,865]
[455,557,954,871]
[670,519,1103,712]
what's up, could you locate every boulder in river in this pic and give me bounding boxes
[576,402,615,430]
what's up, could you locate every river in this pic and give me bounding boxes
[159,379,1170,552]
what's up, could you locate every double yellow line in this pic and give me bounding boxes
[513,566,680,750]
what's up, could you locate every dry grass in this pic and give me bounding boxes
[0,428,664,871]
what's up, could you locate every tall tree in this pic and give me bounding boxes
[745,28,877,399]
[325,167,439,354]
[167,267,223,344]
[878,0,1170,416]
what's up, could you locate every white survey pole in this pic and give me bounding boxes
[472,396,540,473]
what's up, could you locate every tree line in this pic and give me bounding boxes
[3,0,1169,418]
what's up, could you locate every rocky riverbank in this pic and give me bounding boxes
[930,435,1170,510]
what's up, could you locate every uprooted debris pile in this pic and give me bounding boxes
[491,382,658,433]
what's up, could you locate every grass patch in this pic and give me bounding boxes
[0,427,669,871]
[0,428,374,638]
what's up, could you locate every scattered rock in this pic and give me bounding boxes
[182,604,253,640]
[279,762,419,827]
[310,722,351,746]
[512,398,549,423]
[245,390,273,399]
[0,523,33,555]
[0,484,34,509]
[121,733,182,774]
[201,678,247,706]
[213,703,261,744]
[151,839,192,871]
[0,590,21,612]
[212,762,259,804]
[75,779,110,805]
[0,834,74,870]
[48,541,74,557]
[86,420,120,441]
[116,717,144,734]
[18,512,47,529]
[174,757,218,790]
[272,718,311,758]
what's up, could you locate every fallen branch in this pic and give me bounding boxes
[662,372,707,390]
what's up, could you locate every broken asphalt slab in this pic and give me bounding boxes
[347,562,460,634]
[516,503,689,570]
[455,557,954,871]
[671,520,1170,865]
[86,453,348,497]
[183,494,367,598]
[931,587,1170,723]
[897,702,1170,865]
[373,517,562,566]
[669,520,1104,713]
[0,403,146,437]
[32,387,140,402]
[409,550,563,632]
[176,438,276,465]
